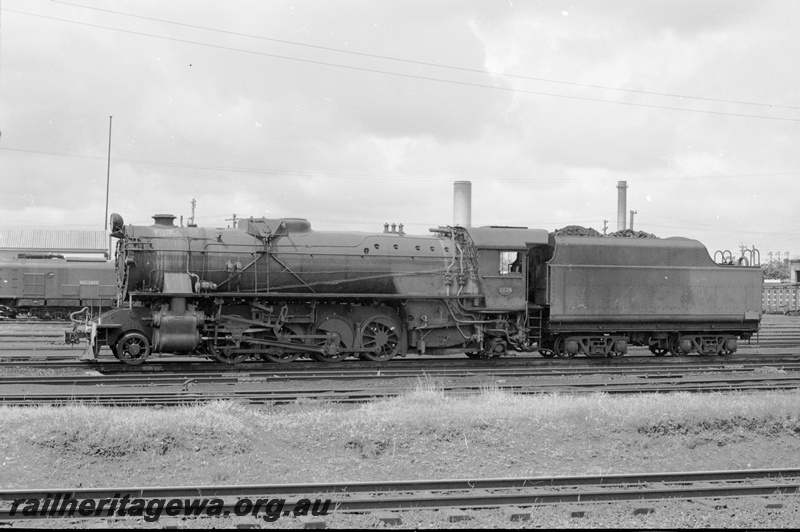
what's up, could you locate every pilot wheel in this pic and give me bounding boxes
[115,331,151,366]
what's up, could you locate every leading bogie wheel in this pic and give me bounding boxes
[115,331,151,365]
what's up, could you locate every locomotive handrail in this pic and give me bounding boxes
[127,291,484,300]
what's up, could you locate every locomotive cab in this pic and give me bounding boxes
[462,226,549,311]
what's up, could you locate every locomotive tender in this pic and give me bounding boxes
[75,213,762,365]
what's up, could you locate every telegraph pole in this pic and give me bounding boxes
[104,116,112,230]
[226,214,238,228]
[188,198,196,226]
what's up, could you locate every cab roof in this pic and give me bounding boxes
[462,226,550,250]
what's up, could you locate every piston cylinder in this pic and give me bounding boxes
[151,312,204,353]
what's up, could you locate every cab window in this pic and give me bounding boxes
[499,251,522,275]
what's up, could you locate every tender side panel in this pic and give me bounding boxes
[546,236,762,330]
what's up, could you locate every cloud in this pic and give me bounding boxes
[1,0,799,256]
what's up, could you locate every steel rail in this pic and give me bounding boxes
[4,374,800,406]
[1,468,799,520]
[3,352,800,371]
[2,360,800,387]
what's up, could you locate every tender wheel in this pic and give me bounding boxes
[359,316,401,362]
[261,325,303,363]
[115,331,151,365]
[538,348,556,358]
[206,336,251,364]
[554,336,576,358]
[667,335,688,357]
[649,344,669,357]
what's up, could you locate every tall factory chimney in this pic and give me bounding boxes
[617,181,628,231]
[453,180,472,227]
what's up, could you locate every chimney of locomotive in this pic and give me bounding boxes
[616,181,627,231]
[453,180,472,227]
[152,214,177,227]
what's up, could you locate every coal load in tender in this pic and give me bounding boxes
[552,226,658,239]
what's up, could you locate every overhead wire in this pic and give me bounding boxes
[45,0,800,112]
[2,145,798,184]
[2,6,798,123]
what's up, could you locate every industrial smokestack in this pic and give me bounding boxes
[453,181,472,227]
[617,181,628,231]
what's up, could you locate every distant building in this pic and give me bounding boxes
[0,228,109,259]
[790,257,800,284]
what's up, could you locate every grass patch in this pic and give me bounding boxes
[1,400,255,458]
[3,388,800,463]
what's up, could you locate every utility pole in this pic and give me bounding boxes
[602,220,608,235]
[188,198,196,226]
[104,116,112,230]
[226,214,238,229]
[629,210,637,231]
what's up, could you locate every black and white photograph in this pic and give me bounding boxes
[1,0,799,528]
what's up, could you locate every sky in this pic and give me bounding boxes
[1,0,799,263]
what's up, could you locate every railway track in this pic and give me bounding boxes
[3,355,800,383]
[754,314,800,347]
[3,348,800,369]
[1,468,798,521]
[3,371,800,406]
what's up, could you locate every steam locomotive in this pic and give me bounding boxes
[70,213,763,365]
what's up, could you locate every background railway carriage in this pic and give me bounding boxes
[0,256,116,320]
[75,213,762,365]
